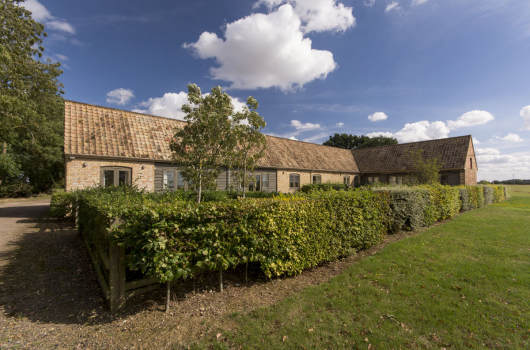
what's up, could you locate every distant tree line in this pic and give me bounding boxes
[490,179,530,185]
[323,134,398,150]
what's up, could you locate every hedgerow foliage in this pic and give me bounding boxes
[51,183,508,285]
[300,182,347,193]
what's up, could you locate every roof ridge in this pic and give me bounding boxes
[351,135,471,152]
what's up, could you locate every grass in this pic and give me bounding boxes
[195,185,530,349]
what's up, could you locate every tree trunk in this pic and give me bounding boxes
[219,267,223,292]
[165,281,171,313]
[242,153,248,198]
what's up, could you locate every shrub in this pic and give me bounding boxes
[459,187,470,212]
[483,186,494,205]
[467,186,484,209]
[49,191,77,220]
[300,182,347,193]
[492,185,505,203]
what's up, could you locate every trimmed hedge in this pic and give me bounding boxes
[62,183,507,286]
[372,185,460,232]
[49,191,77,220]
[300,182,347,193]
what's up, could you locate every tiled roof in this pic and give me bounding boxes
[351,135,473,173]
[64,101,359,172]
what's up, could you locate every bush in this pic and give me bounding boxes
[300,182,347,193]
[49,192,77,220]
[373,187,430,232]
[467,186,484,209]
[459,187,470,212]
[483,186,494,205]
[492,185,505,203]
[228,191,280,199]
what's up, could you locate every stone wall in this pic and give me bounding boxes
[65,157,155,191]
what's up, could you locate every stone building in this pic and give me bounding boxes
[64,101,477,192]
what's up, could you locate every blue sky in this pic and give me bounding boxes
[23,0,530,181]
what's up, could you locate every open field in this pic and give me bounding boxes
[195,186,530,349]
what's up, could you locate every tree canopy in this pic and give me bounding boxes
[322,133,398,150]
[410,150,443,185]
[230,97,267,197]
[1,0,65,196]
[170,84,266,202]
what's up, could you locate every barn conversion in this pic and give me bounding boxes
[64,101,477,192]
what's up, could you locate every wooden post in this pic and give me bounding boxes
[109,243,126,314]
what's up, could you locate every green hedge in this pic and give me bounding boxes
[72,184,507,285]
[483,186,494,205]
[300,182,347,193]
[49,191,77,220]
[372,185,460,232]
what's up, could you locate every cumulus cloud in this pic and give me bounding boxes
[368,121,450,143]
[291,120,322,130]
[336,122,344,127]
[364,0,376,7]
[289,136,298,140]
[476,150,530,181]
[475,148,501,156]
[133,91,247,120]
[22,0,75,34]
[447,110,495,130]
[385,1,401,12]
[368,112,388,122]
[501,133,524,142]
[411,0,429,6]
[106,88,135,106]
[184,3,350,91]
[473,137,480,145]
[521,105,530,130]
[254,0,355,33]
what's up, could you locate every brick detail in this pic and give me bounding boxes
[65,157,154,191]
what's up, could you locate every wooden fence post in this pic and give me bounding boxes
[109,242,126,315]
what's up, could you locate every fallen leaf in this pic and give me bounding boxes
[216,333,222,339]
[308,329,313,332]
[282,335,288,342]
[364,337,369,342]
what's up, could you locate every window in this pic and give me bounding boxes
[343,175,350,186]
[289,173,300,189]
[374,176,379,183]
[368,177,373,184]
[397,177,403,185]
[470,158,473,169]
[389,176,396,185]
[262,173,269,188]
[177,172,185,189]
[249,174,261,191]
[100,167,131,187]
[163,170,175,189]
[312,174,321,184]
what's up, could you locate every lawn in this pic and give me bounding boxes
[196,186,530,349]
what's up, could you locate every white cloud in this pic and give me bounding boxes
[134,91,247,120]
[501,133,524,142]
[291,120,322,130]
[367,131,394,138]
[254,0,355,33]
[447,110,495,130]
[411,0,429,6]
[368,121,450,143]
[477,150,530,181]
[385,1,401,13]
[184,4,341,91]
[364,0,376,7]
[368,112,388,122]
[475,148,501,156]
[473,137,480,145]
[336,122,344,127]
[22,0,75,34]
[521,105,530,130]
[55,54,68,61]
[106,88,135,106]
[289,136,298,140]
